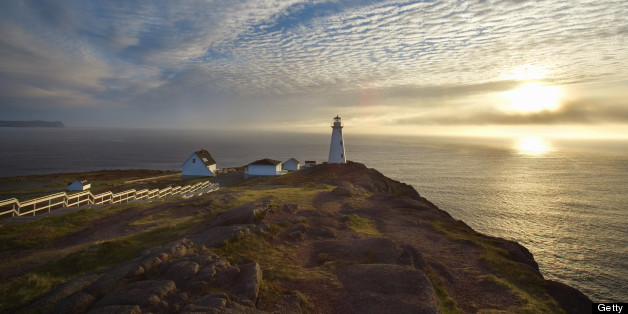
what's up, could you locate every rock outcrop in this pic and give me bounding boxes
[43,239,264,313]
[19,161,591,313]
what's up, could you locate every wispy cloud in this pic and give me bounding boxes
[0,0,627,130]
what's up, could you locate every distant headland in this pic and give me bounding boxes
[0,120,65,128]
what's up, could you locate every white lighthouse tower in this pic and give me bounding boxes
[328,115,346,164]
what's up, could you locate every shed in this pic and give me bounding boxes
[67,180,91,191]
[303,160,316,168]
[282,158,300,171]
[182,149,217,178]
[247,158,283,177]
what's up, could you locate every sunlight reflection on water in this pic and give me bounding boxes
[515,136,552,155]
[352,135,628,303]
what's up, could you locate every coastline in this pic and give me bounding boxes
[0,163,592,313]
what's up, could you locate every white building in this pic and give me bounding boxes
[246,158,283,177]
[182,149,216,178]
[282,158,300,171]
[67,180,91,191]
[328,115,346,164]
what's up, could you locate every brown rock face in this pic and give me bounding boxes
[39,239,264,313]
[19,161,591,313]
[337,264,440,314]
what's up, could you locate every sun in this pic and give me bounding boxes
[502,83,562,113]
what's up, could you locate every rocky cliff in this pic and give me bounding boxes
[7,162,591,313]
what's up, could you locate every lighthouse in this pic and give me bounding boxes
[328,115,346,164]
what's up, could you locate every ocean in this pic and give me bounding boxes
[0,127,626,302]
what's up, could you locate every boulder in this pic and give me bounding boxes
[85,263,138,298]
[212,262,263,307]
[189,225,255,249]
[25,273,101,313]
[45,291,96,314]
[544,280,592,314]
[336,264,440,314]
[162,260,200,285]
[211,202,259,226]
[180,294,265,314]
[91,280,176,310]
[314,238,402,265]
[274,294,303,314]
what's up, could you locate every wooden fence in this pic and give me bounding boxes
[0,181,218,218]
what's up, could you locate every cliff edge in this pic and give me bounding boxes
[1,162,591,313]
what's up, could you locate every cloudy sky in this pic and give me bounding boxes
[1,0,627,137]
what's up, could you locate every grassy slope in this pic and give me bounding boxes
[0,167,572,313]
[0,169,183,201]
[0,199,202,311]
[0,179,335,312]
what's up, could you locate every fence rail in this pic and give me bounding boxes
[0,181,218,218]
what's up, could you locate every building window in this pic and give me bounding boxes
[341,153,344,158]
[340,140,343,145]
[193,158,196,163]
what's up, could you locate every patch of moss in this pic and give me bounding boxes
[253,210,266,222]
[227,185,334,210]
[345,214,382,236]
[211,229,340,309]
[316,252,333,264]
[291,290,314,313]
[430,220,564,313]
[480,274,565,313]
[426,268,462,314]
[258,279,283,309]
[213,232,303,281]
[316,251,378,270]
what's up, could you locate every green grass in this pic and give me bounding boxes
[315,250,378,270]
[227,185,334,210]
[212,228,340,309]
[480,274,565,314]
[430,220,564,313]
[345,214,382,236]
[0,201,166,251]
[0,208,109,251]
[0,188,49,196]
[0,219,199,312]
[426,268,462,314]
[0,175,334,311]
[128,207,193,226]
[213,231,303,281]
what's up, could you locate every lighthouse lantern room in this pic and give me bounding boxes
[328,115,346,164]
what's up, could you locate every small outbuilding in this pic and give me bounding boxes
[67,180,91,191]
[282,158,300,171]
[182,149,217,178]
[246,158,283,178]
[303,160,316,168]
